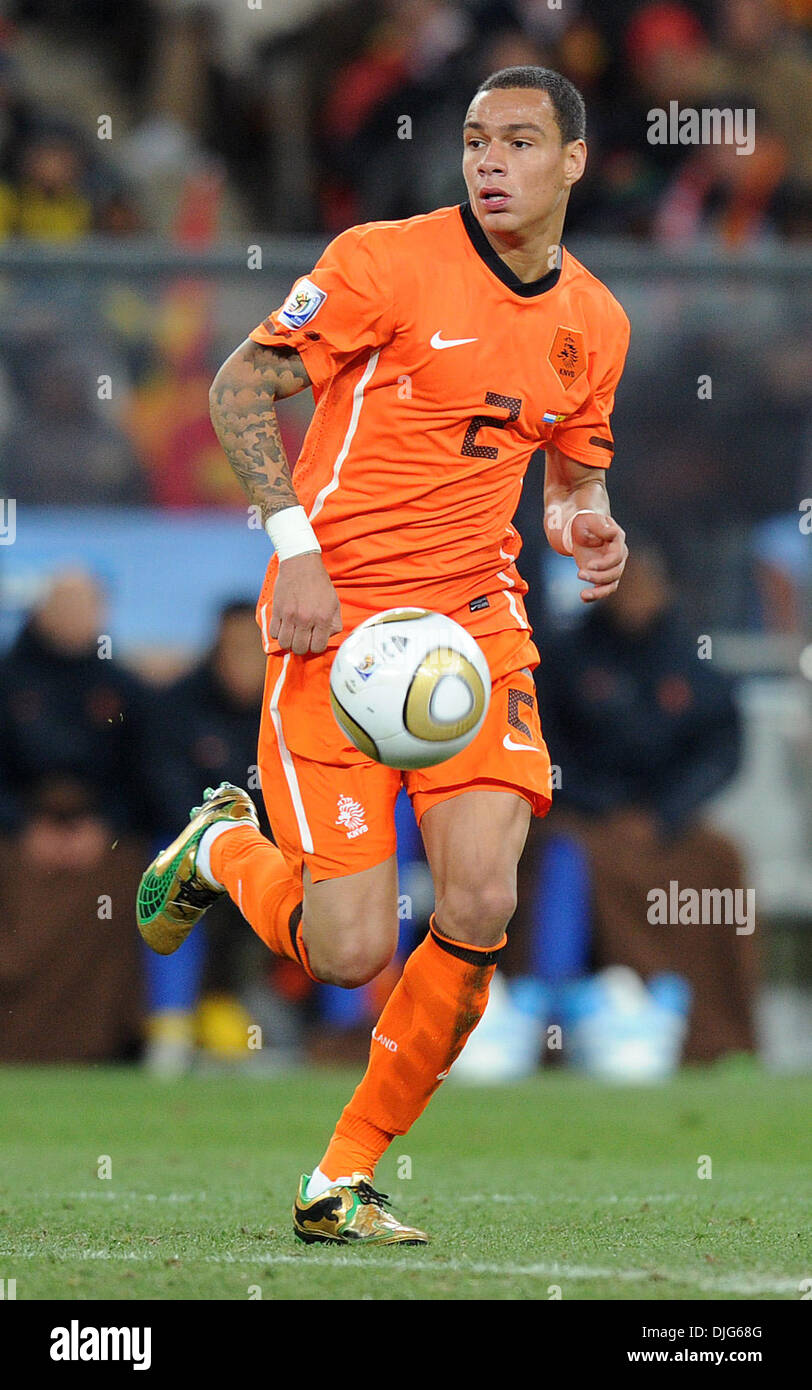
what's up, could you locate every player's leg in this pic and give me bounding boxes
[311,788,529,1188]
[422,787,530,946]
[205,711,403,983]
[138,775,428,1243]
[139,647,403,983]
[300,857,399,987]
[136,781,264,957]
[302,643,552,1227]
[203,819,400,986]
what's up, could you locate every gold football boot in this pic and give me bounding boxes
[136,782,259,955]
[292,1173,429,1246]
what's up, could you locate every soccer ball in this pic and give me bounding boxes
[329,609,491,769]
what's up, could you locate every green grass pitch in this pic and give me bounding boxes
[0,1064,809,1301]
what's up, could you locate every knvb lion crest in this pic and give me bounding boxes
[548,325,586,390]
[336,795,369,839]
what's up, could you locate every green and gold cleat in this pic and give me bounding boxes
[136,782,259,955]
[292,1173,429,1246]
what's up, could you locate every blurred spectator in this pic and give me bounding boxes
[143,599,269,832]
[540,542,742,831]
[118,7,247,239]
[0,126,142,239]
[652,106,791,244]
[695,0,812,200]
[317,0,494,226]
[11,132,93,238]
[0,568,148,1061]
[590,2,712,238]
[512,540,759,1061]
[0,345,147,504]
[0,19,143,238]
[0,568,149,837]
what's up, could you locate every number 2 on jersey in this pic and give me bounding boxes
[461,392,522,459]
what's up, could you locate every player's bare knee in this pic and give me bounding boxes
[310,937,395,989]
[303,903,398,988]
[435,878,516,946]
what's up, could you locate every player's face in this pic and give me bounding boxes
[462,89,585,239]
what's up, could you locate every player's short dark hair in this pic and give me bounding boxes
[476,67,586,144]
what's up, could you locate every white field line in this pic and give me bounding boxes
[457,1193,682,1204]
[2,1249,805,1295]
[38,1190,812,1206]
[38,1191,207,1202]
[458,1192,812,1205]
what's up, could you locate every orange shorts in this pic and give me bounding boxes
[257,628,552,884]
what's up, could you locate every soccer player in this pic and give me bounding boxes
[137,66,630,1245]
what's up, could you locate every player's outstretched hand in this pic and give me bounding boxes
[271,552,343,654]
[571,512,628,603]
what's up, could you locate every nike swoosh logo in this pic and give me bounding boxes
[431,331,478,350]
[503,735,543,753]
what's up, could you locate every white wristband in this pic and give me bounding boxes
[264,506,321,561]
[561,509,600,556]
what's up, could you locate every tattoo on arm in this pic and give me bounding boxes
[209,340,312,523]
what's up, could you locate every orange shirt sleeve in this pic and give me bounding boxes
[249,224,395,390]
[550,303,630,469]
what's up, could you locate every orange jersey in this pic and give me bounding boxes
[250,202,630,655]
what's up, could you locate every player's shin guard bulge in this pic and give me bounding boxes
[136,783,260,955]
[320,919,504,1182]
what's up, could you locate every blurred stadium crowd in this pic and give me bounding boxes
[0,0,809,1074]
[0,0,809,239]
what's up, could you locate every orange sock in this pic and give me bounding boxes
[209,825,315,978]
[319,915,505,1180]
